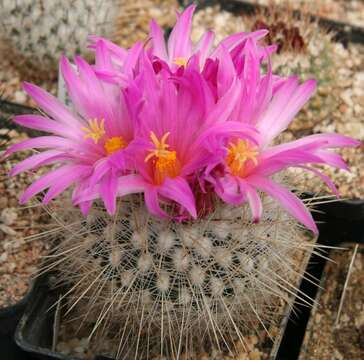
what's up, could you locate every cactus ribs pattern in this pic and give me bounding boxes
[46,191,315,359]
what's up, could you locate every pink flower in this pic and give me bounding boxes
[5,45,139,215]
[75,56,260,219]
[89,5,274,75]
[206,71,361,233]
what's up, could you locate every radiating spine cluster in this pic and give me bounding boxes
[48,192,315,359]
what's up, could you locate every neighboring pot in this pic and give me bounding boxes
[0,282,35,360]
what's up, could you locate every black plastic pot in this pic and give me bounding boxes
[12,272,112,360]
[276,198,364,360]
[13,198,364,360]
[0,282,35,360]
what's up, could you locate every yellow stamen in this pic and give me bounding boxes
[145,131,181,185]
[174,57,188,67]
[226,139,259,176]
[104,136,127,155]
[81,118,106,144]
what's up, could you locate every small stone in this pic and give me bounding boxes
[1,208,18,226]
[0,197,8,209]
[14,90,27,103]
[0,253,8,263]
[249,350,261,360]
[0,224,17,236]
[339,103,348,114]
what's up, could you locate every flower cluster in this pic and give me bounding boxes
[5,5,360,233]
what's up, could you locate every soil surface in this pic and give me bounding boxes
[0,130,51,307]
[244,0,364,28]
[300,245,364,360]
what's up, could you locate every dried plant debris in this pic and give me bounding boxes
[0,131,51,307]
[43,188,317,359]
[245,0,364,28]
[192,4,364,198]
[300,245,364,360]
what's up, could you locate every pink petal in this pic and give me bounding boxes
[257,78,317,145]
[194,30,215,66]
[88,35,128,65]
[144,185,168,218]
[14,115,82,140]
[256,150,324,176]
[123,41,144,75]
[43,165,92,204]
[74,175,146,203]
[5,136,77,156]
[205,78,242,125]
[297,165,339,197]
[197,121,261,150]
[167,4,196,61]
[238,179,262,222]
[263,133,360,159]
[9,150,65,176]
[246,174,318,234]
[159,177,197,219]
[215,29,268,53]
[150,19,168,61]
[20,165,83,204]
[99,171,118,215]
[214,175,245,205]
[22,82,81,129]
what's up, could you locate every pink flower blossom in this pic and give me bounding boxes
[5,43,139,215]
[75,55,260,219]
[5,6,361,234]
[206,58,360,233]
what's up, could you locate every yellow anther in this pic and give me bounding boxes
[174,57,188,67]
[81,118,106,144]
[226,139,259,176]
[145,131,181,185]
[104,136,127,155]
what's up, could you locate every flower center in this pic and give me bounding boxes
[174,57,188,67]
[226,139,259,176]
[81,119,127,155]
[81,118,106,144]
[104,136,127,155]
[145,131,181,185]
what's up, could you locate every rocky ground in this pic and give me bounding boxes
[300,245,364,360]
[0,129,51,308]
[245,0,364,28]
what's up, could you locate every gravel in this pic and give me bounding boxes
[0,130,51,308]
[244,0,364,28]
[299,245,364,360]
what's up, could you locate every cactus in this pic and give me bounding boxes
[0,0,178,80]
[0,0,119,79]
[46,186,315,359]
